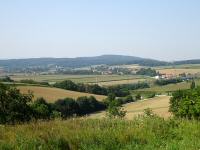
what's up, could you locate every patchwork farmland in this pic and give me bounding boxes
[18,86,106,103]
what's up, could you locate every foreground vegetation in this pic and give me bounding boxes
[0,83,106,124]
[1,116,200,150]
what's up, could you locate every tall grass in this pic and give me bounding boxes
[1,116,200,150]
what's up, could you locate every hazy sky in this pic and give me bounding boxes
[0,0,200,61]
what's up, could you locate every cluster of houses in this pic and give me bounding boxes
[0,68,5,76]
[154,73,176,80]
[154,73,195,81]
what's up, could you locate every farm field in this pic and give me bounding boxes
[89,96,171,119]
[137,79,200,93]
[98,78,146,86]
[17,86,106,102]
[157,68,200,75]
[137,82,190,93]
[11,74,148,85]
[153,64,200,75]
[154,64,200,69]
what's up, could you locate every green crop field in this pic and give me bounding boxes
[137,79,200,93]
[11,74,149,86]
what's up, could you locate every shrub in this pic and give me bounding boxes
[155,78,183,86]
[135,93,142,100]
[0,76,14,82]
[0,83,33,124]
[31,98,51,120]
[54,98,79,118]
[106,94,126,118]
[76,96,105,115]
[170,87,200,119]
[136,68,158,77]
[54,80,78,91]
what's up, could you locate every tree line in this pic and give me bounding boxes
[0,83,106,124]
[136,68,158,77]
[0,83,138,124]
[54,80,150,97]
[155,78,183,86]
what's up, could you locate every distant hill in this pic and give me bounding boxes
[0,55,168,69]
[1,55,200,71]
[173,59,200,65]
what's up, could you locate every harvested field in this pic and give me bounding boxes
[89,96,171,119]
[17,86,106,103]
[11,74,146,85]
[157,68,200,75]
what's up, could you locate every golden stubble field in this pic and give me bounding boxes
[89,96,171,119]
[18,86,106,103]
[157,68,200,75]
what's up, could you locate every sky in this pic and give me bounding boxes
[0,0,200,61]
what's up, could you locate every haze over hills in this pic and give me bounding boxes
[0,55,200,70]
[0,55,167,69]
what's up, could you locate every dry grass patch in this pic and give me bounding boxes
[88,96,171,119]
[124,96,171,119]
[157,68,200,75]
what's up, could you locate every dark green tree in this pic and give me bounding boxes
[170,88,200,119]
[0,83,33,124]
[106,94,126,118]
[54,98,79,118]
[135,94,142,100]
[31,97,51,119]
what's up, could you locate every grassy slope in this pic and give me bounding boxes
[89,96,171,119]
[17,86,106,102]
[1,117,200,150]
[137,79,200,93]
[138,82,190,93]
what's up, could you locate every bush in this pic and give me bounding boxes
[135,94,142,100]
[54,80,78,91]
[31,98,51,119]
[106,94,126,118]
[0,83,33,124]
[54,98,79,118]
[0,76,14,82]
[170,87,200,119]
[136,68,158,77]
[77,96,106,115]
[155,78,183,86]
